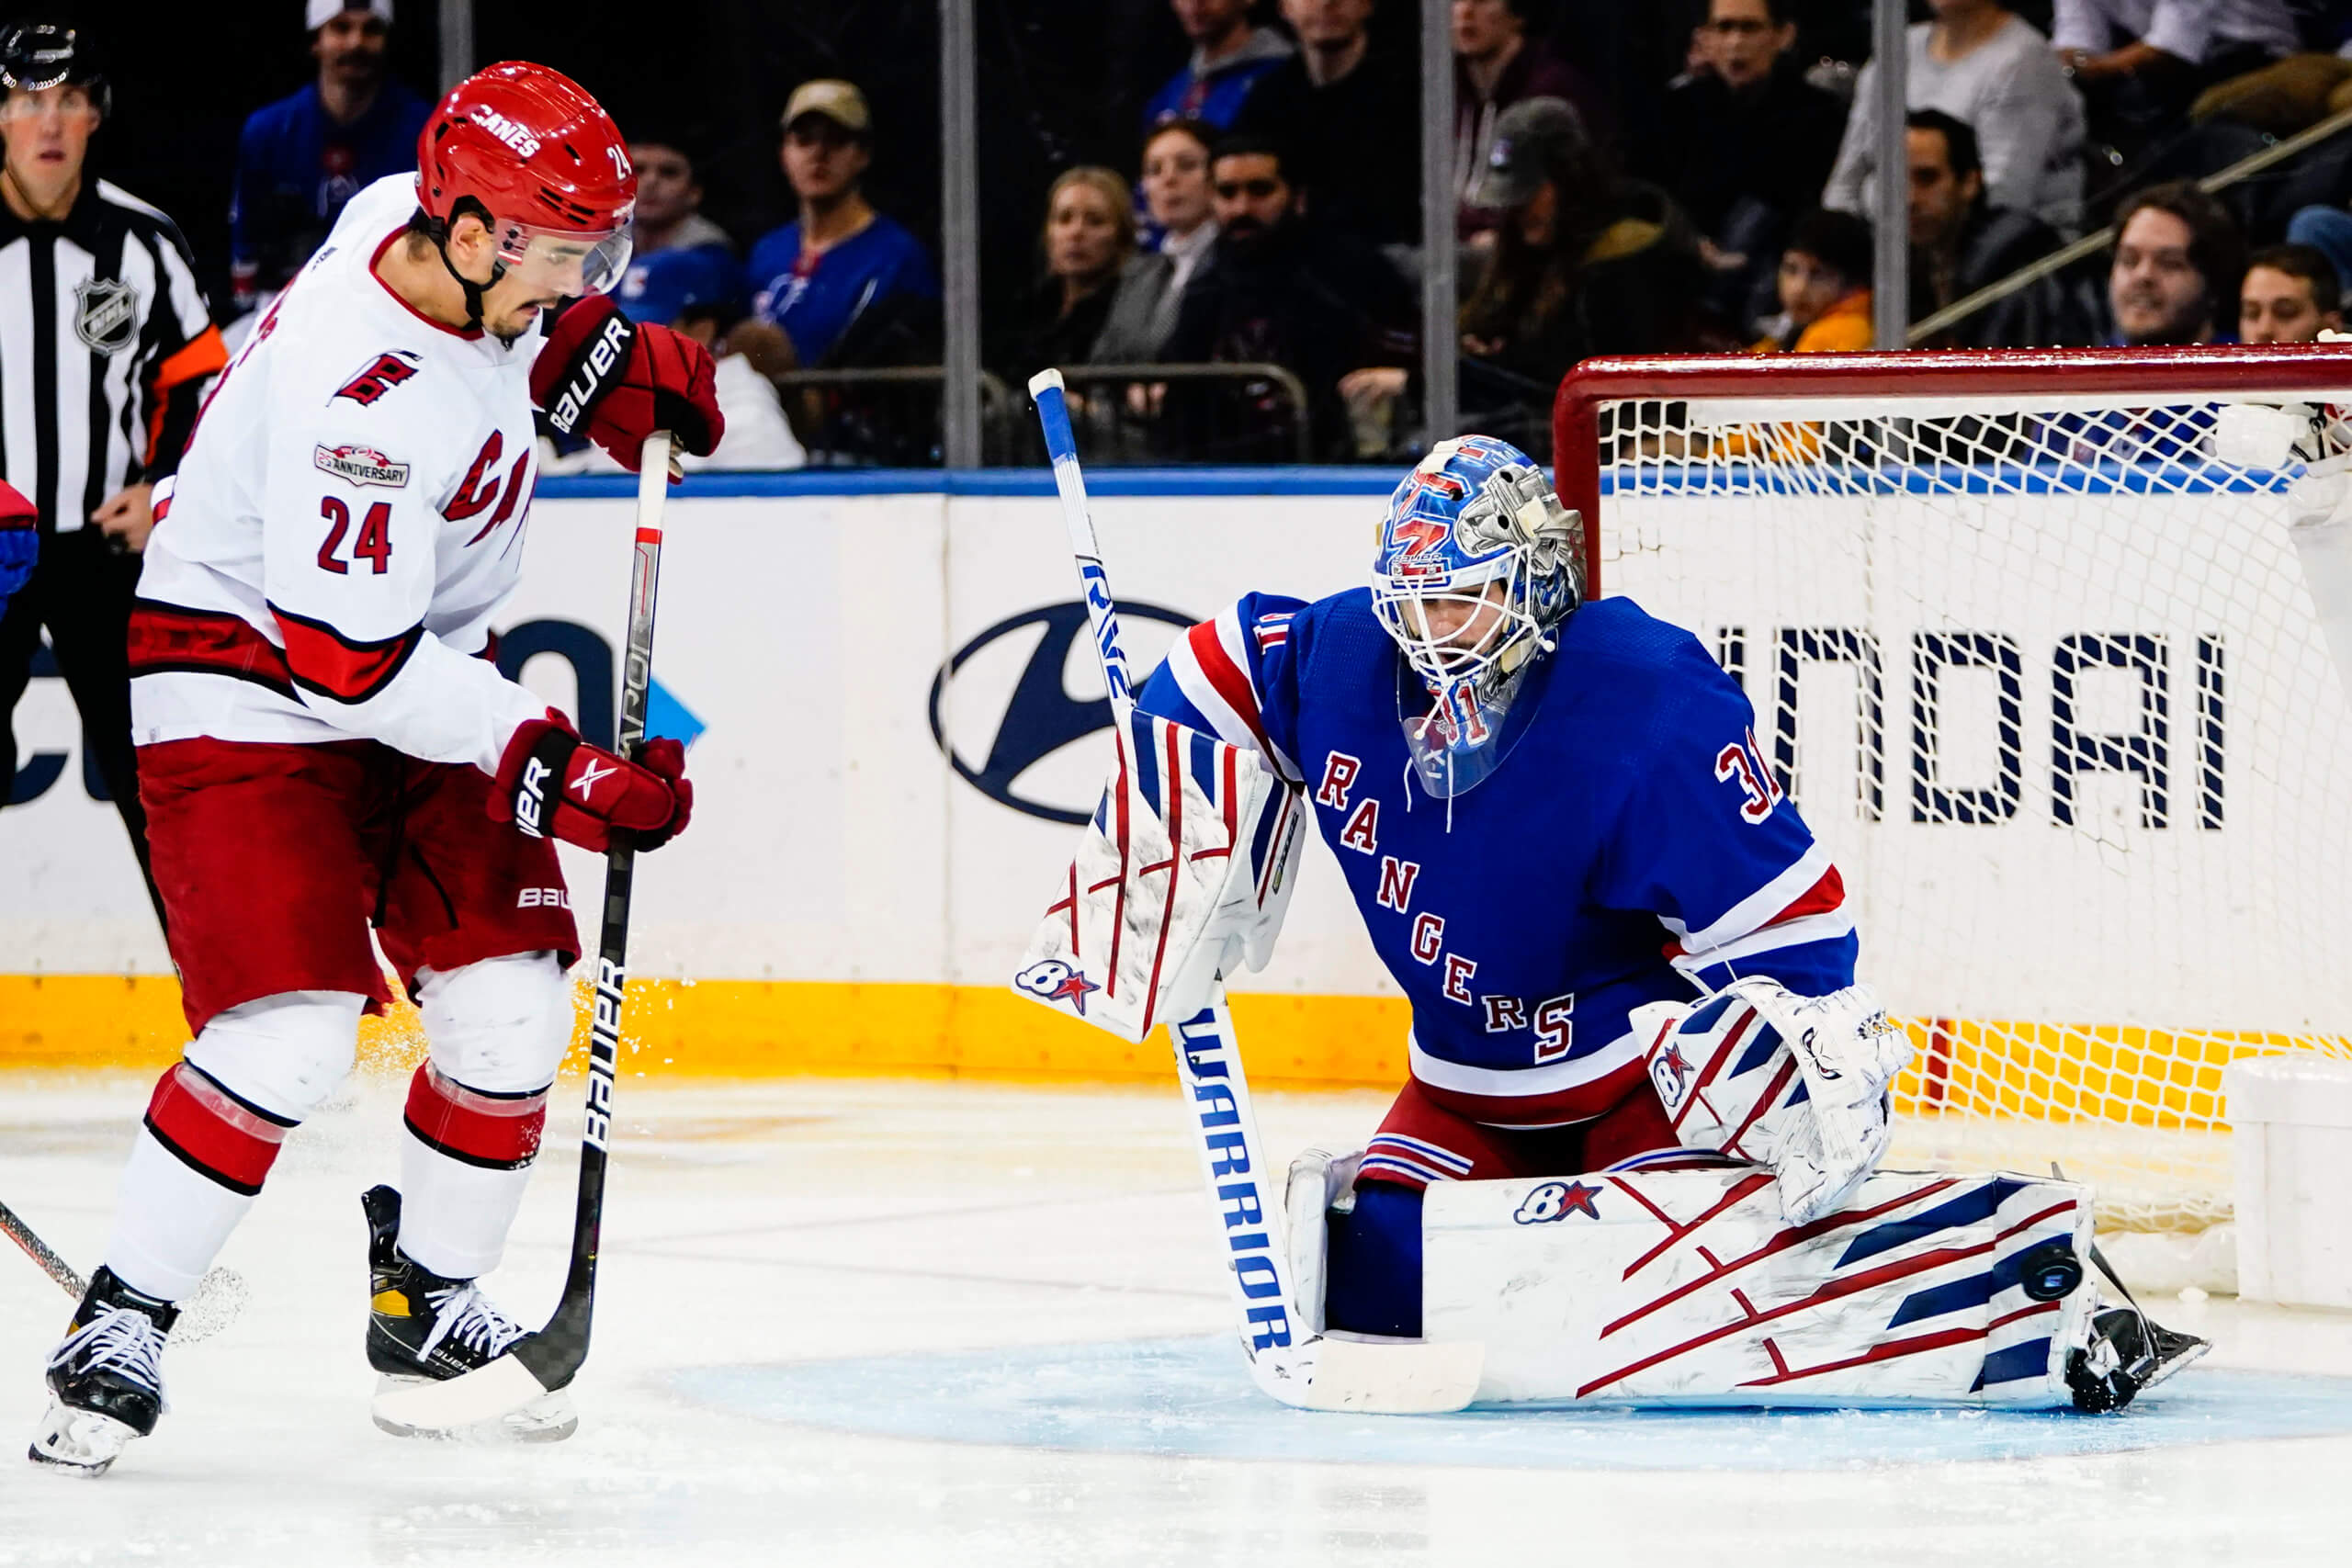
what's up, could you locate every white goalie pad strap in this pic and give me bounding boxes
[1012,709,1306,1043]
[1635,977,1914,1225]
[1284,1146,1364,1337]
[1423,1168,2096,1408]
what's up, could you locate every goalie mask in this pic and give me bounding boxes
[1370,436,1584,797]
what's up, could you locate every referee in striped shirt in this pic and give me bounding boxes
[0,23,224,926]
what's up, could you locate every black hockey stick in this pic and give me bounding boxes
[372,430,673,1434]
[2,1194,247,1342]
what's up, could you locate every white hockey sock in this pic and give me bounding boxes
[105,1127,254,1303]
[394,954,568,1280]
[397,1127,533,1280]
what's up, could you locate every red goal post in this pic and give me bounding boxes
[1549,345,2352,1234]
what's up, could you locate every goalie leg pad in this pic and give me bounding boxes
[1422,1168,2097,1407]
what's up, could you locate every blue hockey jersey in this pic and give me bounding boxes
[1136,589,1857,1124]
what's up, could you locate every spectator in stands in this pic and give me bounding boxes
[742,80,941,372]
[229,0,429,319]
[1449,97,1710,447]
[1230,0,1419,247]
[2239,242,2342,342]
[1454,0,1604,242]
[1905,108,2077,347]
[1144,0,1295,130]
[549,247,804,472]
[2107,180,2245,344]
[2055,0,2298,160]
[1160,133,1417,459]
[1825,0,2086,235]
[628,132,734,263]
[1638,0,1849,333]
[1095,119,1220,363]
[994,167,1139,387]
[2290,190,2352,291]
[1755,208,1877,351]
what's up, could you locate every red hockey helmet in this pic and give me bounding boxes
[417,62,637,299]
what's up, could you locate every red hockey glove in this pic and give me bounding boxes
[530,294,725,471]
[490,712,695,852]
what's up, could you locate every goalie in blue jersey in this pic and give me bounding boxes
[1121,435,2206,1412]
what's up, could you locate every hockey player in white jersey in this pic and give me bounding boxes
[30,62,724,1473]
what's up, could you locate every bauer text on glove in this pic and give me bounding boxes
[490,713,694,852]
[529,295,724,470]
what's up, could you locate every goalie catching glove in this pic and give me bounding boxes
[489,712,693,852]
[1632,976,1913,1225]
[530,294,724,472]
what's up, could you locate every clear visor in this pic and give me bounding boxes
[1399,667,1527,799]
[492,220,633,299]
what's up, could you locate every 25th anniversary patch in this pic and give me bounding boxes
[313,444,411,488]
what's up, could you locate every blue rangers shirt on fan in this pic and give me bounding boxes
[1133,468,1856,1128]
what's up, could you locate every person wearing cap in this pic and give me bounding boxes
[228,1,430,320]
[546,247,803,474]
[0,21,226,931]
[741,79,941,374]
[1453,0,1606,243]
[1450,96,1711,446]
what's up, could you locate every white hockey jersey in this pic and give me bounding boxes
[130,175,550,775]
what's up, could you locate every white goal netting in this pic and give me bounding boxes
[1580,368,2352,1231]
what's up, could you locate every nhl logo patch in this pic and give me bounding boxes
[73,277,137,355]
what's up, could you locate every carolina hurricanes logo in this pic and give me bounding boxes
[334,350,422,406]
[1013,959,1100,1017]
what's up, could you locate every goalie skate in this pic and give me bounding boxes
[27,1266,175,1476]
[361,1186,575,1443]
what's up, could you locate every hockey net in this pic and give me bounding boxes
[1555,347,2352,1233]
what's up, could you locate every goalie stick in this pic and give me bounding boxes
[372,430,673,1436]
[0,1196,246,1344]
[1026,370,1480,1413]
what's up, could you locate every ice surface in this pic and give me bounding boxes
[3,1074,2349,1566]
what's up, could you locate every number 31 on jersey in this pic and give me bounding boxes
[1713,728,1782,824]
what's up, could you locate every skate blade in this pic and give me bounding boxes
[26,1401,136,1475]
[370,1375,577,1443]
[2139,1332,2214,1397]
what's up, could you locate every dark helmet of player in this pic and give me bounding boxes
[1371,435,1585,796]
[415,62,637,321]
[0,19,110,120]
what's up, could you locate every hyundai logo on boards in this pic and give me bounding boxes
[928,601,1194,824]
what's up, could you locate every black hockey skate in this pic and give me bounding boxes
[361,1185,574,1441]
[2067,1304,2211,1412]
[2065,1238,2211,1413]
[28,1267,176,1474]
